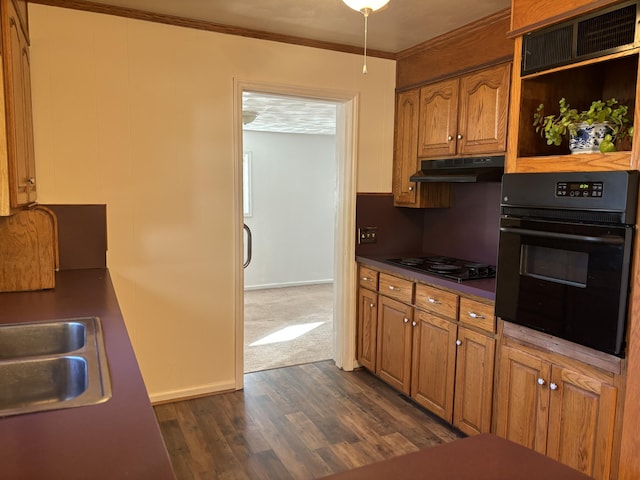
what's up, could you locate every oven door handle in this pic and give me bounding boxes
[499,226,625,245]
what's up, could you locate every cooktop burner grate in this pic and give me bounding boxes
[386,255,496,282]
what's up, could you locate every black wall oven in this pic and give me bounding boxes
[495,171,639,357]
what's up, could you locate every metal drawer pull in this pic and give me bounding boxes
[468,311,485,319]
[455,339,462,346]
[550,383,558,391]
[362,276,370,281]
[428,297,441,304]
[412,321,417,327]
[389,285,400,291]
[369,303,375,308]
[537,378,545,386]
[403,318,409,324]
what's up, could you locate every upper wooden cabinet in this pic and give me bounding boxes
[392,89,451,208]
[0,0,36,216]
[418,63,511,159]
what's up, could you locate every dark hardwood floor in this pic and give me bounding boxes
[154,361,463,480]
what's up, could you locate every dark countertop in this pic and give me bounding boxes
[0,269,176,480]
[318,433,592,480]
[356,255,496,301]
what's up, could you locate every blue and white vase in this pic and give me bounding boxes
[569,122,613,154]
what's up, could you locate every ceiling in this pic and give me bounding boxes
[67,0,510,135]
[81,0,511,54]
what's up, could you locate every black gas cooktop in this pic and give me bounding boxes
[386,255,496,283]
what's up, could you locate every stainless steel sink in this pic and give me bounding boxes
[0,317,111,417]
[0,320,86,359]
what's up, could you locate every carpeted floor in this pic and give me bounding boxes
[244,283,334,373]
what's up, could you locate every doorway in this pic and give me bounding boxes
[233,81,359,388]
[242,91,338,373]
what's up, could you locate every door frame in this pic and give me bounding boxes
[233,79,359,388]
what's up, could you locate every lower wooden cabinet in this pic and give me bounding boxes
[376,295,414,394]
[357,287,378,372]
[494,343,618,480]
[411,310,495,436]
[453,326,495,436]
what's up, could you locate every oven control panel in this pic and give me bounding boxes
[556,181,604,198]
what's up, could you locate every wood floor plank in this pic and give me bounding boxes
[155,360,463,479]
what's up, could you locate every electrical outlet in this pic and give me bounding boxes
[358,226,378,244]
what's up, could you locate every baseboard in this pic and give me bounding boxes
[149,380,236,405]
[244,279,334,291]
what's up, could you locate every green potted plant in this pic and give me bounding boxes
[533,97,633,153]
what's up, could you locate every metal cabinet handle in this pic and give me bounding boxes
[468,311,486,320]
[403,318,409,324]
[408,186,414,191]
[457,134,463,140]
[550,383,558,391]
[456,339,462,346]
[28,177,35,185]
[369,303,375,308]
[447,135,453,141]
[412,321,417,327]
[537,378,545,386]
[389,285,400,291]
[428,297,441,304]
[362,276,371,282]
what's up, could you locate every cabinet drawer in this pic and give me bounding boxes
[415,284,458,320]
[459,298,495,333]
[359,266,379,290]
[379,273,413,303]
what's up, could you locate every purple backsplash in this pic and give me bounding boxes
[356,183,501,265]
[421,183,501,265]
[355,194,424,256]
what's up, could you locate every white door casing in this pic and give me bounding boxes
[233,79,359,388]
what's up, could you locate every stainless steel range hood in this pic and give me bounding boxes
[409,156,505,183]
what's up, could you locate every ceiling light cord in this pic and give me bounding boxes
[361,7,371,74]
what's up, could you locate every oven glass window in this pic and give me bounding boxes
[520,245,588,288]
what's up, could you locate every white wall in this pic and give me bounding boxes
[243,131,336,289]
[28,4,395,400]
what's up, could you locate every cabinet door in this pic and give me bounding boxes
[357,288,378,372]
[376,296,413,394]
[411,310,457,422]
[393,89,420,206]
[418,78,459,158]
[453,327,495,436]
[494,345,550,454]
[546,366,617,480]
[4,1,35,207]
[457,63,510,156]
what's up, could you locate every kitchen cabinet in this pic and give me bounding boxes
[392,89,451,208]
[411,285,495,436]
[418,63,510,158]
[356,264,497,435]
[357,266,379,371]
[505,2,638,174]
[376,294,414,394]
[0,0,36,215]
[494,343,618,480]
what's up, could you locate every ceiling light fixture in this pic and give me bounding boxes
[342,0,390,74]
[242,111,258,125]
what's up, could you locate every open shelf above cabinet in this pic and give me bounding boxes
[507,47,639,173]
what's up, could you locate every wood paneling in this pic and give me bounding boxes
[396,9,513,90]
[155,361,463,480]
[509,0,620,37]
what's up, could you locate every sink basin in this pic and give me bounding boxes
[0,320,86,360]
[0,356,88,411]
[0,317,111,417]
